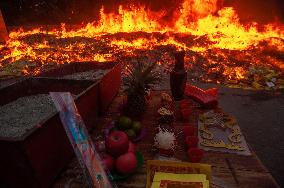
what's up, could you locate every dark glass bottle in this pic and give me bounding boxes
[170,51,187,100]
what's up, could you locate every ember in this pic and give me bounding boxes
[0,0,283,89]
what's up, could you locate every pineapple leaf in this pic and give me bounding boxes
[124,60,160,96]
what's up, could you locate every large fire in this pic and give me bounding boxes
[0,0,283,89]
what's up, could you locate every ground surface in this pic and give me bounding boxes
[1,73,283,187]
[195,82,284,187]
[150,74,284,186]
[52,85,281,188]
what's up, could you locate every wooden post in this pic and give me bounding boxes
[0,10,9,43]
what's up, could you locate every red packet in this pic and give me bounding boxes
[185,85,218,108]
[205,88,218,98]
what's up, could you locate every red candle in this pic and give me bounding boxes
[186,136,199,148]
[187,148,204,163]
[181,108,191,121]
[183,125,196,137]
[180,99,191,109]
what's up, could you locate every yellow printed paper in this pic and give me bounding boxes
[151,182,160,188]
[151,172,209,188]
[151,180,209,188]
[163,181,209,188]
[146,160,211,188]
[153,172,206,182]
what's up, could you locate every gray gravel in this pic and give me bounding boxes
[62,70,107,80]
[0,94,57,138]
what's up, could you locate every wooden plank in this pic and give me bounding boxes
[116,169,147,188]
[211,166,239,188]
[225,153,269,173]
[52,90,279,188]
[106,90,279,188]
[235,169,280,188]
[192,151,269,173]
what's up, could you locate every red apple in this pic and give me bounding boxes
[115,152,137,175]
[106,131,129,157]
[128,142,136,153]
[101,153,114,171]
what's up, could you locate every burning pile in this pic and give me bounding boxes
[0,0,283,90]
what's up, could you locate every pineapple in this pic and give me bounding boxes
[124,60,160,117]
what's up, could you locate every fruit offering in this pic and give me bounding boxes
[117,116,132,130]
[103,130,142,177]
[114,116,143,141]
[128,142,137,153]
[154,127,177,157]
[158,107,174,116]
[157,107,174,124]
[132,121,142,134]
[106,131,129,157]
[115,152,138,175]
[101,153,115,171]
[160,92,174,110]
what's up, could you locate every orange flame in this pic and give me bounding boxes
[0,0,283,84]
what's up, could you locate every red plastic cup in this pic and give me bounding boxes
[184,125,196,137]
[186,136,199,148]
[181,108,191,121]
[187,148,204,163]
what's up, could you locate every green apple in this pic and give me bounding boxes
[132,121,142,134]
[124,129,137,140]
[118,116,132,130]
